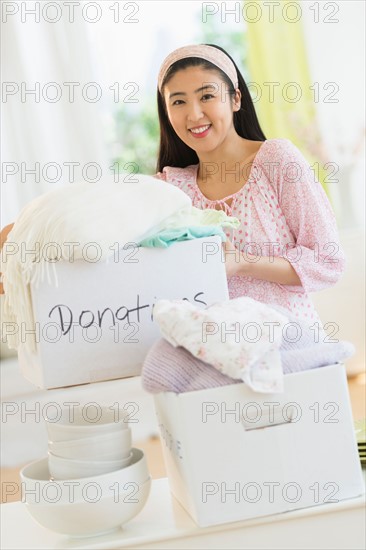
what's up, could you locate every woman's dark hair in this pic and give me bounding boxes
[156,44,266,173]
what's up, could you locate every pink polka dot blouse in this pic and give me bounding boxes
[155,138,346,324]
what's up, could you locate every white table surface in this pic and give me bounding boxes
[1,475,365,550]
[0,357,159,467]
[1,358,365,549]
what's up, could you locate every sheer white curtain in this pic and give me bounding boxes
[1,10,110,226]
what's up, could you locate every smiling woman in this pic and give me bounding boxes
[164,67,265,203]
[165,69,241,153]
[154,43,346,329]
[156,44,265,173]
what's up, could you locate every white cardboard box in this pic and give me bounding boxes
[154,363,364,527]
[17,236,228,389]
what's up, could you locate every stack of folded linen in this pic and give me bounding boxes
[141,297,355,394]
[139,206,239,247]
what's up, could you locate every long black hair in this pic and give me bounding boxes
[156,44,266,173]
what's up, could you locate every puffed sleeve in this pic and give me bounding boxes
[267,139,346,293]
[153,170,167,181]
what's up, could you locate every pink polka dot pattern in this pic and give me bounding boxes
[155,138,346,324]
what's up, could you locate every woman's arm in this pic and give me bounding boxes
[224,239,302,284]
[225,139,345,291]
[0,223,14,294]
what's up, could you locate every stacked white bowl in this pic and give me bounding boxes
[20,406,151,537]
[45,406,133,479]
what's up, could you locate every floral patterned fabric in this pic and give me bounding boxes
[152,297,289,393]
[155,138,346,326]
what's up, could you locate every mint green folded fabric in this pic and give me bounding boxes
[138,206,240,248]
[163,206,240,230]
[139,226,227,248]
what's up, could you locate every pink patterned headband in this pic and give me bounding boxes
[157,44,239,93]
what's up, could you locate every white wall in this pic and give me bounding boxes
[301,0,365,374]
[301,0,365,230]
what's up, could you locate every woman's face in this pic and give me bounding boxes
[163,66,241,154]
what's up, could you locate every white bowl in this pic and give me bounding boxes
[20,448,151,537]
[48,450,133,480]
[48,428,132,461]
[44,406,129,443]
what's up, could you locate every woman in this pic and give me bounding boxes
[153,43,345,325]
[1,43,345,328]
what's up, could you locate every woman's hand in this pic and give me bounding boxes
[223,238,302,285]
[223,239,245,277]
[0,223,14,294]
